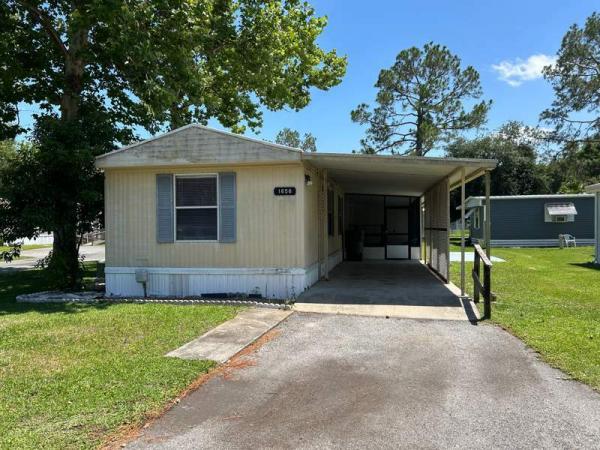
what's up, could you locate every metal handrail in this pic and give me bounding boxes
[80,230,105,245]
[472,243,493,319]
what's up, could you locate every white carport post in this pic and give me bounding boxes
[484,170,492,259]
[322,169,329,280]
[460,168,466,297]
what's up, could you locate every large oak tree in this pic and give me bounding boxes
[0,0,346,286]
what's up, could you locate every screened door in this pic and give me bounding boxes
[385,207,409,259]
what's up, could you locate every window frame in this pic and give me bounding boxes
[173,173,219,243]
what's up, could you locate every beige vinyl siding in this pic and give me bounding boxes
[302,163,344,268]
[328,181,344,257]
[303,163,321,268]
[105,164,305,268]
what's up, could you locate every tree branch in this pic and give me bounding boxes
[17,0,69,58]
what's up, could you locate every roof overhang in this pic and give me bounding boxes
[546,203,577,216]
[303,153,496,197]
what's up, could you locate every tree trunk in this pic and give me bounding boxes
[51,27,88,288]
[51,222,81,288]
[415,110,424,156]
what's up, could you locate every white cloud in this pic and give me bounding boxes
[492,54,557,87]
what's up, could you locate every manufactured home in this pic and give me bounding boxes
[462,194,595,247]
[96,125,496,299]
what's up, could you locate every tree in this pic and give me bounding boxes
[446,122,549,218]
[541,12,600,143]
[545,139,600,193]
[0,0,346,286]
[275,127,317,152]
[351,42,491,156]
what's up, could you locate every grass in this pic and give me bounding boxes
[0,244,53,253]
[0,263,240,449]
[451,246,600,391]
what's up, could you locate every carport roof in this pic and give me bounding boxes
[304,152,496,196]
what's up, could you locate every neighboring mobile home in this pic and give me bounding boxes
[462,194,595,247]
[585,183,600,264]
[96,125,495,299]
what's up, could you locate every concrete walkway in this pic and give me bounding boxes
[166,308,292,363]
[128,314,600,449]
[295,261,475,321]
[450,251,505,262]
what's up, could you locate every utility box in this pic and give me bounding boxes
[135,269,148,283]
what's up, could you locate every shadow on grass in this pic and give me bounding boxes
[0,263,116,316]
[569,262,600,271]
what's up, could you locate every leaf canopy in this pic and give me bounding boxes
[0,0,347,138]
[541,12,600,142]
[275,127,317,151]
[351,42,490,155]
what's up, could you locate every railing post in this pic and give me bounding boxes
[483,264,491,319]
[473,249,480,303]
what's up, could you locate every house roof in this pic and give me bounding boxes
[458,193,594,210]
[585,183,600,193]
[96,124,497,196]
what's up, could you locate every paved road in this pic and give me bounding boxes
[129,314,600,449]
[0,244,105,270]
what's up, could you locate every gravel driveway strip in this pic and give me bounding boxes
[128,313,600,449]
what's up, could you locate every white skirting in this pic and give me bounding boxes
[328,249,343,269]
[105,266,319,300]
[472,238,595,247]
[360,246,421,260]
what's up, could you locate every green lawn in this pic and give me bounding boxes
[0,264,240,449]
[0,244,53,253]
[451,246,600,391]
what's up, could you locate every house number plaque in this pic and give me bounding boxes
[274,187,296,196]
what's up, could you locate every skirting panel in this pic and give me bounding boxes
[305,262,320,287]
[472,238,595,247]
[328,250,343,270]
[105,266,318,300]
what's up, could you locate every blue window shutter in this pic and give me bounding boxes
[156,174,174,243]
[219,172,236,243]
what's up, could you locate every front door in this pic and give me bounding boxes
[385,207,409,259]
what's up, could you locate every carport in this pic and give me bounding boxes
[297,152,496,319]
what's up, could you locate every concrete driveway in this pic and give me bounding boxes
[129,314,600,449]
[295,261,475,321]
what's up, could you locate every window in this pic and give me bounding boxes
[338,195,344,235]
[545,203,576,223]
[175,175,218,240]
[327,189,334,236]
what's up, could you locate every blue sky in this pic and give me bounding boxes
[17,1,597,155]
[236,0,596,154]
